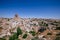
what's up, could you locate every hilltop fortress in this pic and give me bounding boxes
[0,14,60,40]
[0,14,39,39]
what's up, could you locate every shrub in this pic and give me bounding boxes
[29,31,36,36]
[31,37,40,40]
[38,27,46,33]
[8,19,10,21]
[0,38,6,40]
[55,27,60,30]
[47,33,52,35]
[15,39,19,40]
[45,24,48,26]
[22,34,27,39]
[38,21,48,27]
[56,33,60,36]
[55,37,60,40]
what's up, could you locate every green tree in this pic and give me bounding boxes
[13,33,17,39]
[9,27,23,40]
[9,36,13,40]
[22,34,27,39]
[17,27,22,37]
[9,33,17,40]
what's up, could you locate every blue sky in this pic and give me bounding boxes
[0,0,60,19]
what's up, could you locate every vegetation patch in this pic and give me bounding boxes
[38,27,46,33]
[55,36,60,40]
[17,27,22,36]
[22,34,27,39]
[0,38,6,40]
[9,27,22,40]
[31,37,40,40]
[47,33,52,35]
[29,31,36,36]
[9,33,17,40]
[55,27,60,30]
